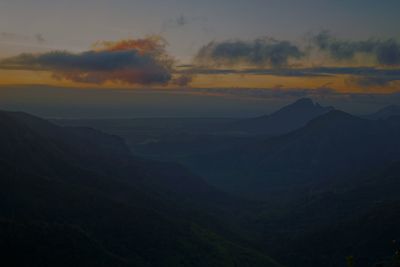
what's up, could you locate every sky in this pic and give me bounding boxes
[0,0,400,117]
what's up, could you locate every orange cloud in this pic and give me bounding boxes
[0,36,176,86]
[94,36,166,53]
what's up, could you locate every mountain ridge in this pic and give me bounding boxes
[226,98,334,135]
[186,109,400,200]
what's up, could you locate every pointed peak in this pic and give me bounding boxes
[276,98,320,113]
[292,98,314,106]
[275,98,315,112]
[268,98,334,118]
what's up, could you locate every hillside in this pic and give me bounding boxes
[0,110,281,267]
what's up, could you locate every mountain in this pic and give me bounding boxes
[184,110,400,266]
[226,98,333,135]
[0,110,281,267]
[187,110,400,200]
[365,104,400,120]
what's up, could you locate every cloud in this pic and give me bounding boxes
[195,37,305,68]
[193,32,400,70]
[0,36,175,85]
[311,31,400,66]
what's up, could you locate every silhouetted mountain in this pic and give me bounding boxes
[365,104,400,120]
[227,98,333,135]
[188,110,400,200]
[179,109,400,267]
[0,110,281,267]
[0,110,235,203]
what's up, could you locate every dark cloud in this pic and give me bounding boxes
[0,37,175,85]
[311,31,400,66]
[195,37,304,68]
[376,40,400,66]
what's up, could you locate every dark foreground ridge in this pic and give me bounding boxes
[0,110,280,267]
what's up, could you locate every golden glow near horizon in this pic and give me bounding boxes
[0,68,398,95]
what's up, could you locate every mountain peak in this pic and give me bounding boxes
[275,98,333,115]
[278,98,316,111]
[292,98,314,106]
[229,98,335,135]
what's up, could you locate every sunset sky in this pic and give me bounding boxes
[1,0,400,117]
